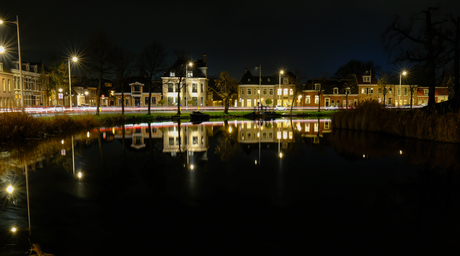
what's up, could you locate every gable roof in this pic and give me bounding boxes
[163,57,207,78]
[304,79,358,94]
[239,69,291,85]
[354,73,377,84]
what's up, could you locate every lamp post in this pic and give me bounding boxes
[279,70,284,106]
[256,65,261,110]
[185,62,193,110]
[399,71,407,107]
[85,91,88,105]
[59,88,63,105]
[0,16,23,112]
[68,56,77,111]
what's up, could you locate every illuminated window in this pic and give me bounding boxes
[168,83,174,92]
[314,123,318,132]
[8,80,11,92]
[325,122,330,129]
[305,123,310,132]
[192,83,197,93]
[277,131,281,139]
[284,88,288,95]
[423,89,429,95]
[247,122,251,129]
[363,76,370,82]
[305,95,310,104]
[192,136,198,145]
[187,71,193,77]
[278,88,281,95]
[289,89,293,95]
[315,95,319,104]
[241,88,244,95]
[170,72,175,77]
[289,131,293,139]
[283,131,287,139]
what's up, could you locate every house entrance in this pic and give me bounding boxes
[134,97,140,106]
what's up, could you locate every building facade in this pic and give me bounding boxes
[0,63,14,109]
[11,61,43,107]
[238,70,295,108]
[301,79,359,108]
[162,56,208,107]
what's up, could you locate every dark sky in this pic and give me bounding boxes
[1,0,459,80]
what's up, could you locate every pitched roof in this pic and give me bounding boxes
[239,69,289,85]
[354,73,377,84]
[304,79,358,94]
[163,58,207,78]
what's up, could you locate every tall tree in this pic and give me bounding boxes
[333,59,382,79]
[383,7,449,108]
[214,71,239,114]
[49,62,68,105]
[288,70,307,114]
[111,46,135,116]
[83,29,113,116]
[137,41,167,115]
[445,15,460,103]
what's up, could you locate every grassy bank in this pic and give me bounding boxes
[332,101,460,143]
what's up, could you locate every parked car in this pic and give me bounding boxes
[274,105,287,111]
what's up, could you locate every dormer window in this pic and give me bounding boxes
[346,87,351,94]
[363,76,370,82]
[170,71,175,77]
[333,88,338,94]
[423,89,429,95]
[187,71,193,77]
[34,66,38,73]
[314,83,321,91]
[267,78,271,82]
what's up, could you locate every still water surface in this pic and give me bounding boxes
[1,119,460,254]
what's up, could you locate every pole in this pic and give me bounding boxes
[68,58,72,111]
[72,135,75,175]
[399,73,401,107]
[17,16,24,112]
[259,65,261,110]
[25,162,31,236]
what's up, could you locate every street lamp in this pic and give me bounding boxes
[279,70,284,106]
[59,88,63,105]
[6,185,14,193]
[399,71,407,107]
[68,56,77,111]
[0,16,24,112]
[256,65,261,110]
[185,62,193,110]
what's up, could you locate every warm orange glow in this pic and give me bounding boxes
[72,56,78,62]
[0,46,4,53]
[7,185,13,193]
[78,172,82,178]
[11,227,16,232]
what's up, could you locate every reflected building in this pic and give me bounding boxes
[162,124,209,161]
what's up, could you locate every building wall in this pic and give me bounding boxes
[162,77,208,107]
[0,69,14,108]
[238,84,294,107]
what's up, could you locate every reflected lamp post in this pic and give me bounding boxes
[399,71,407,107]
[59,88,63,105]
[0,17,24,112]
[68,56,77,110]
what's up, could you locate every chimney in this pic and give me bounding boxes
[203,54,207,66]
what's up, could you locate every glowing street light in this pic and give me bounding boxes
[185,62,193,110]
[6,185,14,194]
[69,56,78,110]
[0,16,24,112]
[0,46,4,53]
[279,70,284,106]
[11,227,17,233]
[78,172,82,179]
[399,71,407,107]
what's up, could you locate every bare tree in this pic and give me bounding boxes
[383,7,449,108]
[83,29,113,116]
[111,46,135,116]
[214,71,239,114]
[137,41,167,115]
[333,59,382,79]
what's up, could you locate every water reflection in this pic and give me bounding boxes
[1,119,460,253]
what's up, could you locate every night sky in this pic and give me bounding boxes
[1,0,459,79]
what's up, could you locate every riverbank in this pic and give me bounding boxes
[0,110,332,141]
[331,101,460,143]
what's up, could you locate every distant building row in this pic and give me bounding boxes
[0,56,448,109]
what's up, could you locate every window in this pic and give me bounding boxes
[247,88,252,95]
[200,97,203,105]
[346,88,351,94]
[333,88,338,94]
[361,88,366,94]
[423,89,429,95]
[8,80,11,92]
[289,89,293,95]
[241,88,244,95]
[284,88,288,95]
[125,99,129,106]
[397,88,401,96]
[389,98,392,104]
[247,99,251,107]
[269,89,273,95]
[369,88,373,94]
[378,88,382,94]
[305,95,311,104]
[187,71,193,77]
[169,137,174,146]
[404,88,408,96]
[168,83,174,92]
[315,95,319,104]
[389,88,393,95]
[192,136,198,145]
[283,77,289,84]
[201,83,204,93]
[315,84,321,91]
[263,89,267,95]
[175,83,179,92]
[363,76,370,82]
[331,100,335,106]
[144,97,150,105]
[2,79,4,91]
[192,83,197,93]
[277,88,281,95]
[152,97,156,105]
[170,72,175,77]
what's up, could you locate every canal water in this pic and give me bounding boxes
[1,118,460,255]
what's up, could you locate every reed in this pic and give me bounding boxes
[332,101,460,143]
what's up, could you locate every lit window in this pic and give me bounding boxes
[363,76,370,82]
[305,95,310,104]
[289,89,293,95]
[284,88,288,95]
[187,71,193,77]
[315,95,319,104]
[170,72,175,77]
[278,88,282,95]
[192,83,197,93]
